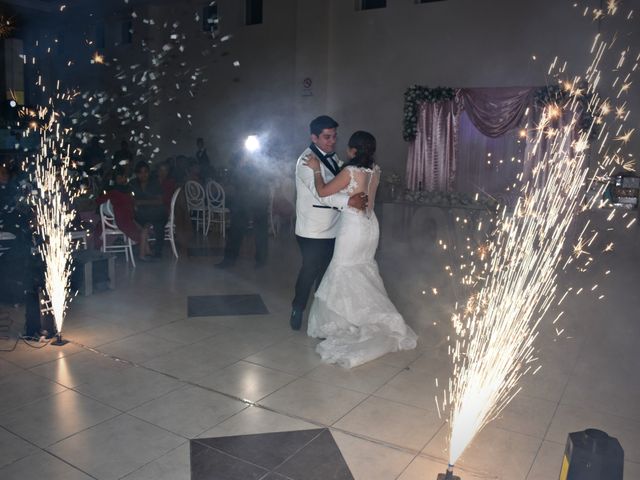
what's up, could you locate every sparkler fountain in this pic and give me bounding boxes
[436,2,637,477]
[29,105,78,346]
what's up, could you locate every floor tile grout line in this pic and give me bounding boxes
[190,439,273,474]
[0,424,41,468]
[0,381,69,418]
[395,421,449,480]
[29,336,462,465]
[39,407,197,478]
[193,428,327,475]
[41,447,101,479]
[268,429,328,474]
[524,334,588,480]
[117,439,190,480]
[0,423,99,479]
[0,388,130,448]
[10,279,625,480]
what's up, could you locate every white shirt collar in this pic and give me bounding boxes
[313,145,334,157]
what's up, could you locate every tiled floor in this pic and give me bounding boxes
[0,208,638,479]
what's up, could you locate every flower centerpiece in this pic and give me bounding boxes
[384,172,402,200]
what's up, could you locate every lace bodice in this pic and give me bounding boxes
[342,165,381,216]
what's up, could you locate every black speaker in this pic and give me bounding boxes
[560,429,623,480]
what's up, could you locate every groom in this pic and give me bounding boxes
[290,115,367,330]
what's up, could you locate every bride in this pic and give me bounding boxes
[304,131,417,368]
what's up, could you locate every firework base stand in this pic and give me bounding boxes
[70,250,116,296]
[436,472,460,480]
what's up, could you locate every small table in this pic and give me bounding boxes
[72,250,116,296]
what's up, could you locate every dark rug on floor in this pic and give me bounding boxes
[191,429,354,480]
[187,294,269,317]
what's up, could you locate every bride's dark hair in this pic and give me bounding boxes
[346,131,376,169]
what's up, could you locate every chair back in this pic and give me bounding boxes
[100,200,119,232]
[185,181,206,210]
[168,187,181,225]
[206,180,225,209]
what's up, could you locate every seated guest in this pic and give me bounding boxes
[130,160,167,257]
[96,166,153,261]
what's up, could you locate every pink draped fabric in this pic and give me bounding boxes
[454,111,526,202]
[460,87,534,138]
[406,100,459,192]
[522,106,579,188]
[406,87,537,192]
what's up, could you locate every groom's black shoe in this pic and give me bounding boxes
[290,309,303,331]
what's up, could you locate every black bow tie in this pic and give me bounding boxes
[310,144,339,174]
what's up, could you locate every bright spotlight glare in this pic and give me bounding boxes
[244,135,260,152]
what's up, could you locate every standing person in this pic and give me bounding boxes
[112,140,133,172]
[303,131,417,367]
[156,161,177,213]
[290,116,367,331]
[81,136,106,175]
[195,138,212,179]
[215,148,270,268]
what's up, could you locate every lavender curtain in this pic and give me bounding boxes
[406,100,459,192]
[406,87,535,193]
[523,106,579,188]
[459,87,534,138]
[454,111,526,203]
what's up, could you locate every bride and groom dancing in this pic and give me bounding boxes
[290,115,417,368]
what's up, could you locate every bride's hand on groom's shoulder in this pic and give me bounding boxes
[303,154,320,170]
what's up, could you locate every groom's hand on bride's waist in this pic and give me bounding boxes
[348,193,368,211]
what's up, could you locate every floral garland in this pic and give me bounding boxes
[532,84,600,139]
[402,85,457,141]
[403,84,600,142]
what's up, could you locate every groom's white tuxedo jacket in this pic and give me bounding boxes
[295,146,349,239]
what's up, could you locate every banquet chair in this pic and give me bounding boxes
[0,231,16,257]
[270,183,295,237]
[164,187,181,259]
[99,200,136,267]
[205,180,229,238]
[69,230,89,250]
[185,181,207,236]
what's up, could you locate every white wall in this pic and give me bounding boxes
[38,0,639,175]
[145,0,299,165]
[326,0,607,175]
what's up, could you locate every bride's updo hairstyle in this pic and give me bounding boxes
[347,131,376,169]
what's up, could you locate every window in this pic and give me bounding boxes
[121,20,132,45]
[246,0,263,25]
[203,5,219,33]
[356,0,386,10]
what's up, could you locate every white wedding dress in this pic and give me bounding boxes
[307,165,418,368]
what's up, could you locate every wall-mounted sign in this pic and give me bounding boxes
[302,77,313,96]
